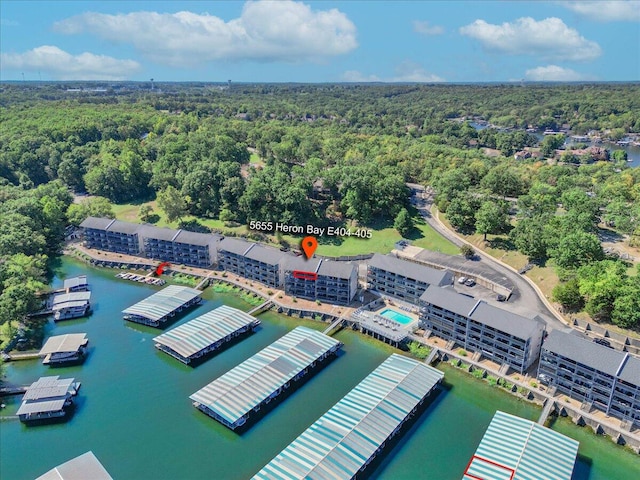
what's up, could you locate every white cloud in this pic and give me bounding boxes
[0,46,141,80]
[525,64,595,81]
[459,17,602,61]
[0,19,19,27]
[413,20,444,36]
[53,1,357,66]
[342,61,445,83]
[561,1,640,22]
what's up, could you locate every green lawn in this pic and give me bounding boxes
[111,202,457,257]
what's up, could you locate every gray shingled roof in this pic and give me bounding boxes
[139,224,180,242]
[219,237,254,256]
[79,217,114,230]
[36,451,113,480]
[174,230,220,246]
[420,284,478,317]
[420,286,543,340]
[369,253,452,286]
[106,220,141,235]
[619,355,640,386]
[543,330,626,377]
[244,243,285,266]
[284,256,322,273]
[317,259,356,280]
[470,302,544,340]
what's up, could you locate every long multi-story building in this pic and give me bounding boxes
[419,285,545,374]
[217,238,285,288]
[80,217,141,255]
[79,217,219,267]
[140,225,218,268]
[283,256,358,305]
[366,253,453,303]
[538,330,640,427]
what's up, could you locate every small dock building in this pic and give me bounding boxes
[252,354,444,480]
[63,275,89,292]
[36,451,112,480]
[122,285,202,328]
[16,376,80,423]
[39,333,89,366]
[190,326,342,430]
[52,291,91,321]
[153,305,260,364]
[463,410,579,480]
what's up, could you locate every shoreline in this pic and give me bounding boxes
[58,247,640,454]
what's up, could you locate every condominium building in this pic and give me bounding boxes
[140,225,218,268]
[538,330,640,427]
[80,217,141,255]
[419,285,545,374]
[217,238,285,288]
[283,256,358,305]
[79,217,219,267]
[366,253,453,303]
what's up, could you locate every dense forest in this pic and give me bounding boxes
[0,82,639,343]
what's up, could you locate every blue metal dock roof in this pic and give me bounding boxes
[122,285,201,322]
[153,305,258,360]
[463,410,579,480]
[190,326,342,428]
[252,353,444,480]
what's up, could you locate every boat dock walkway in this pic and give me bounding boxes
[248,300,273,316]
[195,273,214,290]
[2,351,40,362]
[538,400,557,425]
[0,385,28,397]
[322,316,345,335]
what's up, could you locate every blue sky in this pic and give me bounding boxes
[1,1,638,82]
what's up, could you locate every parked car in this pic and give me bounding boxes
[464,278,476,287]
[496,294,507,302]
[458,276,468,284]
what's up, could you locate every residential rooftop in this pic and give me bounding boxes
[369,253,452,286]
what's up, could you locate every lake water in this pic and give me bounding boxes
[1,258,638,479]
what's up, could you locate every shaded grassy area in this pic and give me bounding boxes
[0,320,19,349]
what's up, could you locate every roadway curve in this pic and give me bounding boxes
[407,183,568,332]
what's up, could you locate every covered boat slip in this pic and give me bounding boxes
[122,285,202,327]
[190,326,342,430]
[36,451,113,480]
[16,376,80,423]
[252,354,444,480]
[463,411,579,480]
[39,333,88,366]
[153,305,260,364]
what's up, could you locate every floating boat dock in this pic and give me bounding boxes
[16,376,81,424]
[122,285,202,328]
[153,305,260,365]
[36,451,113,480]
[39,333,89,367]
[252,354,444,480]
[52,291,91,321]
[463,410,579,480]
[190,326,342,430]
[63,275,89,292]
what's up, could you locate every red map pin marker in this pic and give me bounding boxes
[301,236,318,259]
[155,261,171,276]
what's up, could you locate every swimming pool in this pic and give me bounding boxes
[379,308,414,325]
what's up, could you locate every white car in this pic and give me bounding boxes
[458,277,467,284]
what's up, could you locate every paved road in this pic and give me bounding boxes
[407,184,567,331]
